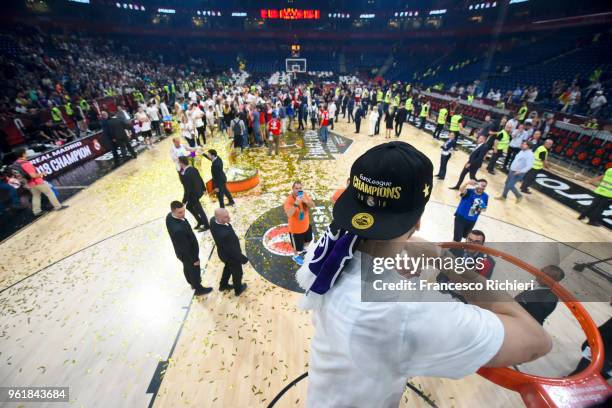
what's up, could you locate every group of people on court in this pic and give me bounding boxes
[165,145,246,297]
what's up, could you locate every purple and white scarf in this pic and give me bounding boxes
[296,222,360,310]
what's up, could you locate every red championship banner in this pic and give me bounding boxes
[29,132,107,178]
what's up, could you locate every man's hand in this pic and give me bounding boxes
[194,260,200,266]
[213,188,219,193]
[514,171,521,176]
[464,163,470,169]
[295,197,303,206]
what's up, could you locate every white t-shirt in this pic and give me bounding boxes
[506,118,518,133]
[191,108,205,128]
[304,251,504,408]
[328,103,337,118]
[590,95,607,109]
[170,144,190,171]
[146,106,160,121]
[180,122,193,140]
[205,110,215,125]
[135,112,151,131]
[510,129,528,148]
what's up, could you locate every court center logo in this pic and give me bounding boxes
[245,198,333,293]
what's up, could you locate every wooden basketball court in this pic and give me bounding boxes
[1,117,610,407]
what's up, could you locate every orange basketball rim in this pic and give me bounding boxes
[440,242,612,408]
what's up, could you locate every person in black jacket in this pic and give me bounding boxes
[515,265,564,325]
[449,135,490,189]
[165,201,212,296]
[205,149,235,208]
[394,105,407,137]
[436,132,457,180]
[105,111,137,162]
[99,111,119,166]
[354,104,365,134]
[210,208,248,296]
[178,156,210,231]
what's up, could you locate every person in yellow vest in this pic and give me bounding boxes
[392,94,400,109]
[487,122,512,174]
[433,105,449,139]
[50,103,63,124]
[376,88,383,104]
[405,96,414,123]
[79,98,90,114]
[496,100,506,109]
[63,98,74,121]
[577,168,612,227]
[583,118,599,130]
[466,94,474,104]
[520,139,553,194]
[418,99,430,130]
[517,102,528,122]
[448,111,464,141]
[384,89,391,111]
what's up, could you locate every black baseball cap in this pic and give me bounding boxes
[333,141,433,240]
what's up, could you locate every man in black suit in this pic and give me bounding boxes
[210,208,248,296]
[449,135,489,189]
[205,149,235,208]
[178,156,210,231]
[99,111,119,166]
[354,104,364,134]
[106,111,137,161]
[515,265,564,325]
[165,201,212,296]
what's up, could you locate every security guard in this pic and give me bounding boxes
[517,102,528,122]
[418,99,430,130]
[449,111,463,141]
[392,93,400,109]
[496,100,506,109]
[384,89,392,112]
[578,168,612,227]
[466,94,474,104]
[487,122,511,174]
[79,98,90,114]
[405,96,414,123]
[433,106,449,139]
[376,88,383,104]
[133,90,144,104]
[64,98,74,120]
[521,139,553,194]
[584,118,599,130]
[50,104,63,124]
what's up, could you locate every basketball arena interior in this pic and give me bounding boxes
[1,1,612,407]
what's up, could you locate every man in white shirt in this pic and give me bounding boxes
[146,103,161,137]
[498,141,534,203]
[588,90,607,117]
[503,123,528,170]
[205,105,216,139]
[297,141,551,408]
[169,136,195,175]
[190,103,206,146]
[328,101,337,130]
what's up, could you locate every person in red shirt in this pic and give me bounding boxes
[14,148,67,216]
[464,230,495,279]
[267,112,282,156]
[319,105,330,144]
